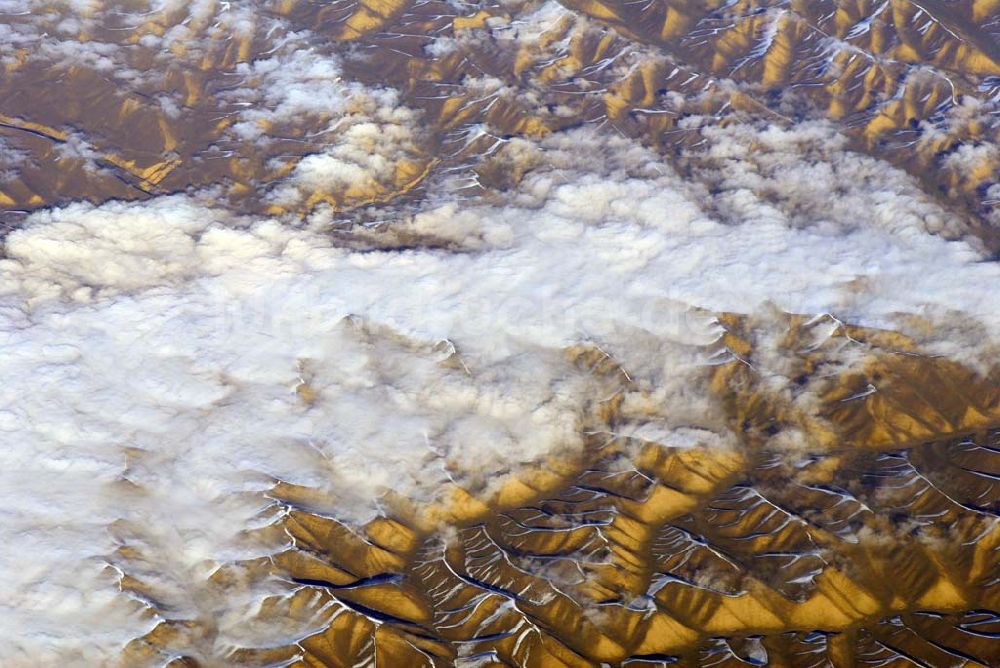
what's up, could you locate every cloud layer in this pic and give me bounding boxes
[1,0,999,664]
[4,115,1000,659]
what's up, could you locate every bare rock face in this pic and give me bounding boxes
[1,1,1000,666]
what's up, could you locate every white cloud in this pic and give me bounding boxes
[0,2,998,658]
[0,137,28,183]
[214,37,425,206]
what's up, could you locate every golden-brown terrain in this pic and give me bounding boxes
[2,1,1000,666]
[114,315,1000,666]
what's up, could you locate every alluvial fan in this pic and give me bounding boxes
[1,0,1000,666]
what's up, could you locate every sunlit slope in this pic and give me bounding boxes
[2,1,1000,666]
[1,0,997,245]
[116,316,1000,666]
